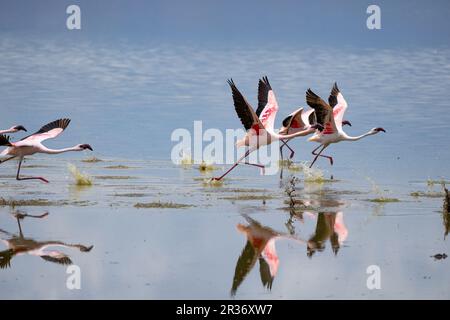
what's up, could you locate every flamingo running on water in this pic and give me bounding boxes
[278,108,352,161]
[0,125,27,135]
[306,83,385,168]
[0,118,93,183]
[212,77,322,181]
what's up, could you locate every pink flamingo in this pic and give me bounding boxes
[0,118,93,183]
[0,125,27,135]
[212,77,322,181]
[279,108,352,161]
[306,83,385,168]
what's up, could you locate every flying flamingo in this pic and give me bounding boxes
[306,83,385,168]
[0,118,93,183]
[278,108,352,161]
[0,125,27,135]
[212,77,322,181]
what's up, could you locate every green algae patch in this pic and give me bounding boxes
[222,188,269,193]
[220,194,275,201]
[134,201,194,209]
[82,156,103,163]
[95,175,136,180]
[410,191,444,198]
[0,198,55,207]
[368,197,400,203]
[104,165,133,169]
[113,193,147,198]
[0,198,94,207]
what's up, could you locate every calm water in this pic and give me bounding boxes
[1,36,449,299]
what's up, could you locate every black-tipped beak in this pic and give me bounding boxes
[14,125,27,132]
[81,144,93,151]
[376,127,386,133]
[342,120,352,127]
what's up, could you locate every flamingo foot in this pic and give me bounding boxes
[289,150,295,159]
[17,176,49,183]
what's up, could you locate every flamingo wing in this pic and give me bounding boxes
[20,119,71,143]
[256,76,279,131]
[301,108,316,127]
[227,79,263,132]
[306,89,336,134]
[281,107,306,130]
[328,82,348,131]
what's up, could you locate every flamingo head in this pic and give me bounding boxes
[79,144,93,151]
[342,120,352,127]
[371,127,386,134]
[12,125,27,132]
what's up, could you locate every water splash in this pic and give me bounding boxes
[68,164,93,186]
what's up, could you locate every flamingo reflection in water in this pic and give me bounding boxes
[0,211,93,269]
[230,214,306,296]
[306,211,348,258]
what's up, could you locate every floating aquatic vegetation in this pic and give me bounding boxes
[0,198,94,207]
[219,194,275,201]
[134,201,194,209]
[68,164,93,186]
[0,198,55,207]
[426,179,449,188]
[82,156,103,163]
[222,188,269,193]
[105,165,132,169]
[410,191,444,198]
[198,161,217,172]
[367,197,400,203]
[113,193,147,197]
[94,175,135,180]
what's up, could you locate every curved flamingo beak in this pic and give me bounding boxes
[375,127,386,133]
[80,144,93,151]
[342,120,352,127]
[13,125,27,132]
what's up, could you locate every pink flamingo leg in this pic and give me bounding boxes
[280,139,295,160]
[212,150,251,181]
[0,156,16,164]
[16,158,49,183]
[309,144,332,168]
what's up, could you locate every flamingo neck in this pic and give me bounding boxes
[40,146,80,154]
[271,127,315,140]
[343,130,375,141]
[0,129,15,134]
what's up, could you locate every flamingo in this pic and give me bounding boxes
[278,108,352,161]
[0,125,27,135]
[306,83,385,168]
[0,212,93,269]
[0,118,93,183]
[212,77,322,181]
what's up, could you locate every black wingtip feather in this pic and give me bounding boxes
[0,134,12,146]
[331,82,340,96]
